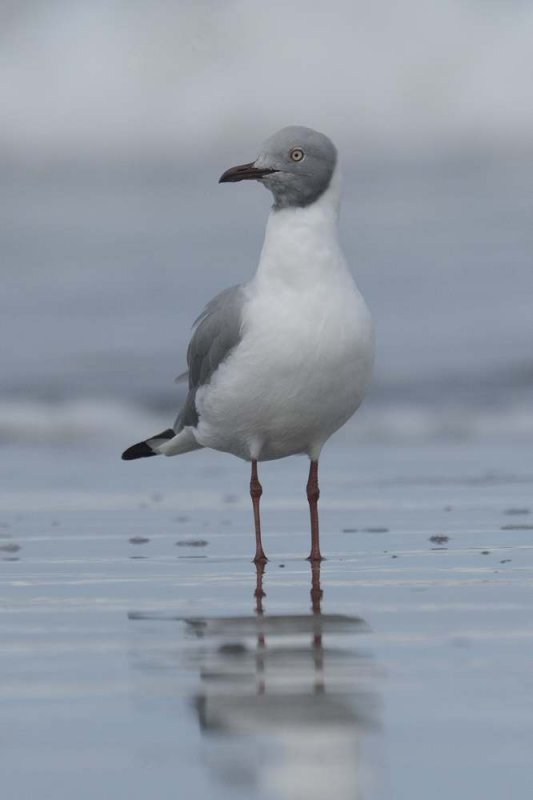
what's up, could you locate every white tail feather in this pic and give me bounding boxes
[157,428,203,457]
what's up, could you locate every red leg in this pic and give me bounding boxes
[250,460,267,563]
[306,460,323,562]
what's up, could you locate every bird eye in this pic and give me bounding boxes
[289,147,305,162]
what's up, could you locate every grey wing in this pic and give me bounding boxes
[174,285,246,431]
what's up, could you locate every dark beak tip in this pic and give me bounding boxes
[218,163,276,184]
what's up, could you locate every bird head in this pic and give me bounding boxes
[219,125,337,209]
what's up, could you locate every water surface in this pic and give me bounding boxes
[1,442,532,798]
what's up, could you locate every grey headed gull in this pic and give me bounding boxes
[122,126,374,562]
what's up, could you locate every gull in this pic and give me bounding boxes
[122,126,374,562]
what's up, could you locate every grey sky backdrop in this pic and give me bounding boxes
[2,0,533,162]
[2,0,532,444]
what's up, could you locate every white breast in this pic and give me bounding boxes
[194,168,375,461]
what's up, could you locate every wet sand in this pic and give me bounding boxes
[1,441,533,799]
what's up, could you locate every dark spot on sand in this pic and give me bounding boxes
[222,493,239,504]
[504,508,530,516]
[342,528,358,533]
[363,527,389,533]
[429,534,449,544]
[279,563,285,568]
[0,542,21,553]
[501,524,533,530]
[481,550,490,555]
[219,643,247,656]
[129,536,150,545]
[500,559,511,564]
[176,539,208,547]
[391,554,398,558]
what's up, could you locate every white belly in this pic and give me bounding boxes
[194,278,374,461]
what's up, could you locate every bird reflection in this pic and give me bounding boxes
[185,564,380,800]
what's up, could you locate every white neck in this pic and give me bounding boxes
[254,167,348,289]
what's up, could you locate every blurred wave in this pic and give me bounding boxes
[2,396,533,445]
[0,398,161,446]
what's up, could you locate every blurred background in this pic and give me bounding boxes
[2,0,533,449]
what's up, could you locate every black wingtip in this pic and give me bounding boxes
[121,442,157,461]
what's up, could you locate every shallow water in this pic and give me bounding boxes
[1,441,533,798]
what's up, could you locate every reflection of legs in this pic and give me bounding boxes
[254,561,266,613]
[306,460,323,562]
[310,562,324,692]
[250,460,267,563]
[254,562,266,694]
[310,562,323,615]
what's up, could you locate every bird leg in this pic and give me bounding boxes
[306,460,323,562]
[250,460,267,562]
